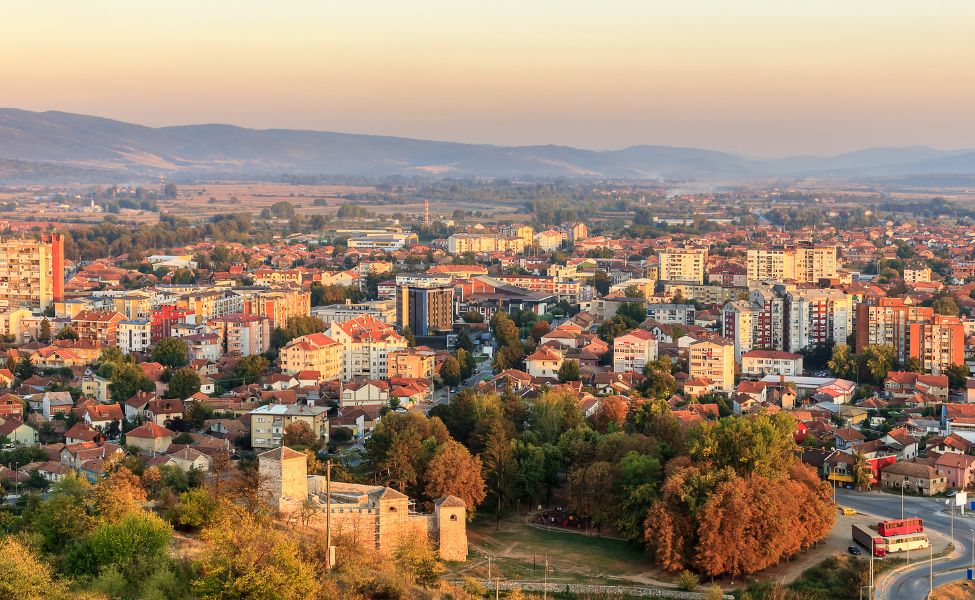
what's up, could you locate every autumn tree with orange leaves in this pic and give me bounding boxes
[643,414,834,578]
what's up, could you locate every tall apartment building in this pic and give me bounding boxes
[279,332,342,380]
[688,339,735,392]
[784,288,851,353]
[241,287,311,328]
[658,248,707,284]
[909,315,965,375]
[721,287,786,360]
[613,329,658,373]
[396,284,454,336]
[746,245,838,284]
[855,298,935,365]
[207,314,271,356]
[327,314,408,381]
[0,233,65,312]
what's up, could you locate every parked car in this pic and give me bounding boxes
[848,545,862,556]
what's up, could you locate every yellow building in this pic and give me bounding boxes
[747,245,838,284]
[688,338,735,393]
[279,332,343,380]
[388,348,436,379]
[113,292,152,320]
[658,247,707,284]
[242,287,311,328]
[0,233,65,312]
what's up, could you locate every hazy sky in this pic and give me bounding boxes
[3,1,974,156]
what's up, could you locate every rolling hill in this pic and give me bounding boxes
[0,108,973,182]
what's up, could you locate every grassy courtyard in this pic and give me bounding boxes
[455,515,658,586]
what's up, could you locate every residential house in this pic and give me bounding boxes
[125,422,175,453]
[880,461,948,496]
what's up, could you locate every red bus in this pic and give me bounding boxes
[878,518,923,537]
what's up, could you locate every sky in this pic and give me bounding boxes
[2,1,974,156]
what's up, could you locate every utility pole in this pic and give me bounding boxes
[900,483,904,519]
[543,557,548,600]
[487,556,492,580]
[929,539,934,593]
[325,459,332,571]
[869,539,874,600]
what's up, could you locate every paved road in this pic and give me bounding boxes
[837,489,974,599]
[424,355,494,412]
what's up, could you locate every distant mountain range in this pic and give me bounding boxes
[1,108,974,182]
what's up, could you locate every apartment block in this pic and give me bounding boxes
[855,298,935,365]
[658,248,707,284]
[242,287,311,328]
[688,339,735,392]
[279,332,343,381]
[784,288,851,353]
[0,233,65,312]
[117,319,152,354]
[207,313,271,356]
[327,314,408,381]
[250,404,329,449]
[396,284,454,335]
[613,329,658,373]
[388,347,436,379]
[909,315,965,375]
[447,233,524,254]
[71,310,125,346]
[746,244,838,284]
[741,350,804,377]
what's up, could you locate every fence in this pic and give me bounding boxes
[477,581,734,599]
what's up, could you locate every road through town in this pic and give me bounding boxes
[837,489,974,600]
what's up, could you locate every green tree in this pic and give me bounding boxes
[233,355,270,385]
[641,363,677,399]
[456,329,475,353]
[152,337,189,368]
[0,537,71,600]
[557,359,580,382]
[39,318,51,342]
[166,367,201,399]
[55,325,79,340]
[109,362,154,403]
[904,357,924,374]
[480,420,515,517]
[456,348,476,380]
[441,356,462,386]
[402,325,417,347]
[862,344,896,385]
[946,363,971,390]
[15,355,35,380]
[828,343,859,380]
[853,449,873,491]
[512,440,546,506]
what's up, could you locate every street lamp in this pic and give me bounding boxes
[970,529,974,569]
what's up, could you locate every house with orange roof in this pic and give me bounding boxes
[524,347,564,379]
[125,422,175,453]
[327,315,408,381]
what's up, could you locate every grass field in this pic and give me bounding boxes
[457,516,657,586]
